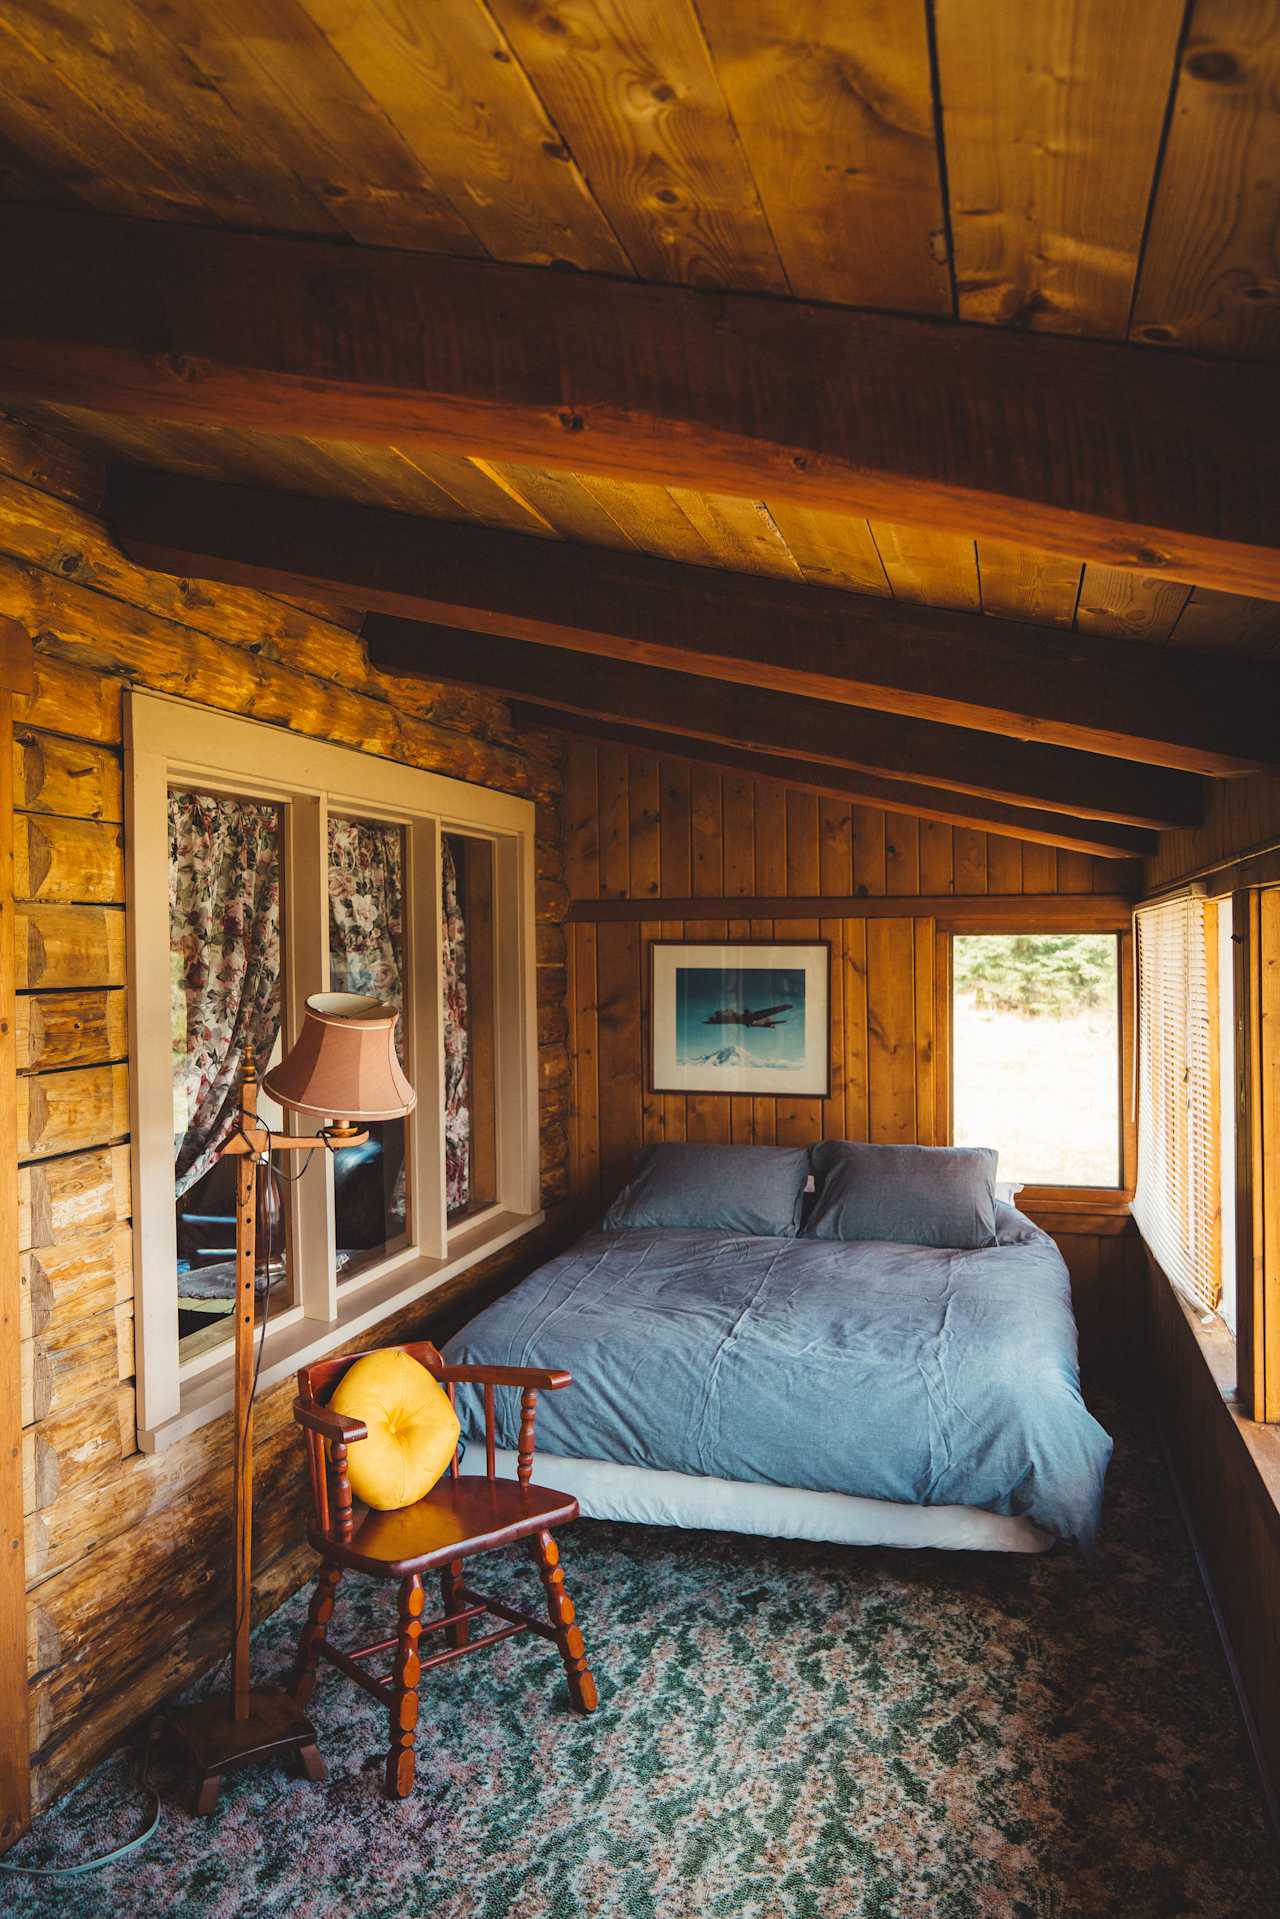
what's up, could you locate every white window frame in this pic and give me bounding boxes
[126,691,542,1451]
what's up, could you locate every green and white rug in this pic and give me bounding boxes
[6,1405,1277,1917]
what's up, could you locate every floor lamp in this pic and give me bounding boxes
[161,993,416,1813]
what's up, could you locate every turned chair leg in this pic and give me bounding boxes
[385,1573,425,1800]
[291,1562,342,1708]
[530,1529,598,1714]
[441,1558,469,1651]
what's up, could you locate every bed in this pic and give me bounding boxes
[442,1148,1112,1554]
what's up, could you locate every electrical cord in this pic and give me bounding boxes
[0,1122,315,1877]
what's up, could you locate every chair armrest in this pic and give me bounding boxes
[435,1364,572,1391]
[293,1399,368,1443]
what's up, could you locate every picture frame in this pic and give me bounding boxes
[650,940,831,1098]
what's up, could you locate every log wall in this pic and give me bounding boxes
[0,413,571,1811]
[560,739,1138,1383]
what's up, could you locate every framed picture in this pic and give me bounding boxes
[650,940,831,1097]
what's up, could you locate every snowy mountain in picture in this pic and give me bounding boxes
[683,1042,791,1070]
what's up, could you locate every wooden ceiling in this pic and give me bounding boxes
[0,1,1277,855]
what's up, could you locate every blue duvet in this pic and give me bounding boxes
[443,1205,1112,1544]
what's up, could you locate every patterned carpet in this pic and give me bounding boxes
[5,1403,1277,1918]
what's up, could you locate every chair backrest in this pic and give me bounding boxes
[297,1338,446,1405]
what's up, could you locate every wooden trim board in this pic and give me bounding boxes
[568,894,1133,930]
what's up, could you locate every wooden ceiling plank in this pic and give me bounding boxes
[1166,589,1280,658]
[290,0,632,270]
[124,0,490,256]
[664,491,805,580]
[107,465,1275,778]
[1131,1,1280,358]
[506,705,1156,861]
[691,0,951,311]
[1075,564,1194,643]
[363,616,1199,829]
[763,504,890,597]
[977,541,1083,627]
[384,443,562,536]
[476,465,640,551]
[0,3,295,230]
[935,0,1186,337]
[8,206,1277,597]
[483,0,788,291]
[571,477,720,566]
[870,524,981,612]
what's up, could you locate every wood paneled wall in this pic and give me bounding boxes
[1144,768,1280,893]
[564,741,1127,1207]
[0,412,571,1814]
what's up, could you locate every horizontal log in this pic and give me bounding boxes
[17,1062,130,1161]
[16,988,127,1072]
[0,465,513,748]
[22,1389,124,1516]
[21,1314,118,1428]
[568,894,1134,929]
[20,1225,133,1342]
[112,468,1280,776]
[13,813,124,903]
[13,652,122,745]
[510,708,1156,860]
[17,904,126,989]
[0,556,555,802]
[18,1145,131,1253]
[370,622,1197,832]
[14,730,122,821]
[3,207,1277,596]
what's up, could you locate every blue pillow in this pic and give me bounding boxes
[806,1141,998,1250]
[602,1143,811,1238]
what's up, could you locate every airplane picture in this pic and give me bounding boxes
[703,1002,794,1030]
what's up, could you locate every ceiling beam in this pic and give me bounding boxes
[109,468,1274,776]
[366,618,1199,831]
[507,707,1154,860]
[1,205,1275,597]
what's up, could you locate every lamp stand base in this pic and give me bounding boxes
[154,1688,324,1815]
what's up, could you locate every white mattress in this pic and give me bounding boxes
[484,1449,1054,1555]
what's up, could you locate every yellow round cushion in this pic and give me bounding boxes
[329,1349,461,1512]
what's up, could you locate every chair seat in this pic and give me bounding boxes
[310,1475,580,1576]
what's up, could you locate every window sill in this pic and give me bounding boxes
[1020,1188,1134,1236]
[138,1207,545,1453]
[1149,1242,1280,1515]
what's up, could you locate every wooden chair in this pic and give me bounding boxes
[290,1339,598,1799]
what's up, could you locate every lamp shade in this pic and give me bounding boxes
[262,993,416,1122]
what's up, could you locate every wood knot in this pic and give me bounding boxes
[542,141,571,163]
[558,410,585,433]
[1138,324,1177,342]
[1185,48,1241,83]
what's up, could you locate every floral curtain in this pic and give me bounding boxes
[442,835,470,1215]
[170,791,283,1198]
[327,815,405,1046]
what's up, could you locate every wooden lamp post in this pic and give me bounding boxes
[160,994,416,1813]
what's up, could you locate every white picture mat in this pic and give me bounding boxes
[651,941,829,1095]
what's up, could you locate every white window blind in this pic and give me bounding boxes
[1133,896,1221,1311]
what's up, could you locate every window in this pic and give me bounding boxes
[1132,895,1221,1313]
[129,693,541,1448]
[951,933,1121,1187]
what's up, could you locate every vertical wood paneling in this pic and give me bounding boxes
[690,768,724,898]
[596,922,642,1201]
[852,806,887,896]
[753,783,787,894]
[566,744,1126,1193]
[722,775,755,897]
[867,918,917,1142]
[597,751,629,899]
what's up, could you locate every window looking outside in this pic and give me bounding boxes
[134,690,542,1446]
[328,814,409,1282]
[1133,896,1221,1314]
[170,788,292,1358]
[952,933,1121,1187]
